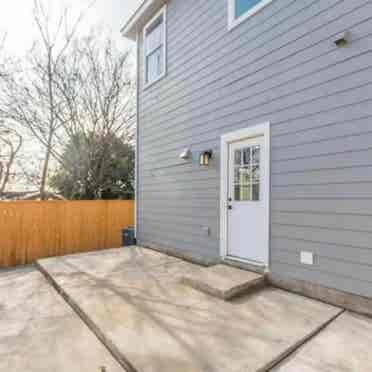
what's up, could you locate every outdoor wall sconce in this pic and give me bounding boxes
[334,31,350,48]
[199,150,213,166]
[179,148,191,160]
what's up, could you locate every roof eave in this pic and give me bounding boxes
[121,0,166,41]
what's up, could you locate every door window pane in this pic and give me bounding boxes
[232,144,261,202]
[234,168,240,183]
[252,183,260,201]
[252,165,260,182]
[235,167,250,184]
[252,145,260,164]
[234,184,252,201]
[239,167,251,184]
[234,149,242,165]
[243,148,251,165]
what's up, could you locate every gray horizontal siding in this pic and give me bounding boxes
[137,0,372,297]
[271,212,372,232]
[140,214,220,231]
[138,82,372,170]
[271,166,372,185]
[271,261,372,298]
[272,237,372,263]
[140,97,372,163]
[141,0,369,104]
[273,148,372,174]
[272,198,372,215]
[141,1,372,121]
[272,181,372,199]
[273,249,372,284]
[137,230,219,257]
[272,224,372,249]
[138,219,219,241]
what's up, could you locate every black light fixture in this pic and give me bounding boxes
[334,31,350,48]
[199,150,213,166]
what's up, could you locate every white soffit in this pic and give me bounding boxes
[121,0,167,40]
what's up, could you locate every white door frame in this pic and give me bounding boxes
[220,122,270,266]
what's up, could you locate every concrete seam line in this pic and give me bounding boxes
[261,308,346,372]
[35,262,138,372]
[142,244,218,267]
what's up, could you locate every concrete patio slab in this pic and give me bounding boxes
[38,247,343,372]
[37,246,181,279]
[180,264,265,300]
[272,311,372,372]
[0,268,125,372]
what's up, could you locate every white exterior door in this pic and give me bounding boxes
[227,136,267,264]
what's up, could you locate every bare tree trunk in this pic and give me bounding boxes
[0,153,15,193]
[0,126,23,196]
[40,131,53,199]
[39,47,55,200]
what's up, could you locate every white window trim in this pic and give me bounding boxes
[228,0,273,31]
[220,122,271,266]
[143,5,167,90]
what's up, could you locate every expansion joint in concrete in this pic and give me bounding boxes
[35,262,138,372]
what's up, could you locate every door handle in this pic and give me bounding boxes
[228,205,233,210]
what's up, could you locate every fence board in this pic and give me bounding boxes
[0,200,134,267]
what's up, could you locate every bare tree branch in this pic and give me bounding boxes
[0,0,91,199]
[0,122,23,196]
[50,32,136,199]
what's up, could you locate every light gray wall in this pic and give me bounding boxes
[137,0,372,298]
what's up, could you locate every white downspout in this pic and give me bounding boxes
[134,29,140,241]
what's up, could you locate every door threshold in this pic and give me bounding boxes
[223,256,268,274]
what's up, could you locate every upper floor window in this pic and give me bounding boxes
[228,0,273,30]
[143,6,167,88]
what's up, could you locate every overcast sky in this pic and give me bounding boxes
[0,0,141,56]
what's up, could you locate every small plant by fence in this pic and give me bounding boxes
[0,200,134,267]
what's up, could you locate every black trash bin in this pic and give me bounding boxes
[122,227,136,246]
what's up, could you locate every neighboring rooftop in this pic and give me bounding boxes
[0,190,65,201]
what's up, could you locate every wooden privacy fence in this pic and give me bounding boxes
[0,200,134,267]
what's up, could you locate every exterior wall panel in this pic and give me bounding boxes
[137,0,372,296]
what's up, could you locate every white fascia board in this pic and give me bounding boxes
[121,0,166,40]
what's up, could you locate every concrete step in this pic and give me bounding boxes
[180,264,266,300]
